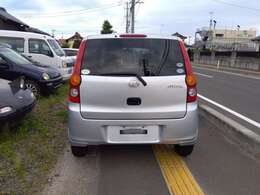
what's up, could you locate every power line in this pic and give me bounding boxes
[15,2,123,18]
[211,0,260,12]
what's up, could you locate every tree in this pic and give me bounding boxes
[101,20,113,34]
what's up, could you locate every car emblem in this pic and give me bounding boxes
[129,80,140,88]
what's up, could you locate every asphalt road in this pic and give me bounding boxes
[193,65,260,133]
[43,116,260,195]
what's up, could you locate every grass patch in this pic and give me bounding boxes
[0,84,69,194]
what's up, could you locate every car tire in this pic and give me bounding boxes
[174,145,194,157]
[71,146,87,157]
[25,80,41,97]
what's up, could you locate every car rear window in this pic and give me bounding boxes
[81,38,185,76]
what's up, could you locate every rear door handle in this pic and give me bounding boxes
[127,97,142,106]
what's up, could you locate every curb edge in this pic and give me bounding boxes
[199,104,260,156]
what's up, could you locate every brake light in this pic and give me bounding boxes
[120,34,147,38]
[179,41,197,103]
[68,40,86,103]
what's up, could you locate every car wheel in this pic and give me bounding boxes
[25,80,41,97]
[174,145,194,157]
[71,146,87,157]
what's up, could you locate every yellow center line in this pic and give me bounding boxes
[153,145,204,195]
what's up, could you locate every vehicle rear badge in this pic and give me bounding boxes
[176,63,184,68]
[81,69,90,75]
[176,68,184,74]
[129,80,140,88]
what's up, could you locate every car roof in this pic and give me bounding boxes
[0,30,54,40]
[84,34,181,41]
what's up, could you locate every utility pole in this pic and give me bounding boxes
[125,2,130,33]
[188,36,191,45]
[130,0,135,33]
[51,29,56,38]
[209,12,213,31]
[129,0,143,33]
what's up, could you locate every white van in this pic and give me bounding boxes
[0,30,75,80]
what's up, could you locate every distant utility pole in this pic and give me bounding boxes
[130,0,135,33]
[125,2,130,33]
[209,12,213,31]
[130,0,143,33]
[51,29,56,38]
[188,36,191,45]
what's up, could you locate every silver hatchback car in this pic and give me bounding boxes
[68,34,198,157]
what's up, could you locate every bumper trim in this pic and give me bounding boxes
[68,103,198,147]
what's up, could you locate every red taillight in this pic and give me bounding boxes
[186,74,197,103]
[69,86,80,103]
[187,86,197,102]
[68,40,86,103]
[119,34,147,38]
[179,41,197,103]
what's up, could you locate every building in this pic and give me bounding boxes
[251,35,260,51]
[195,27,257,51]
[64,32,83,48]
[0,7,50,36]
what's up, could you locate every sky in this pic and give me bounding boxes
[1,0,260,41]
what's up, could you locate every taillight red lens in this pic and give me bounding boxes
[187,87,197,102]
[68,40,86,104]
[69,86,80,103]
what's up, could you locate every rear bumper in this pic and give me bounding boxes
[68,102,198,146]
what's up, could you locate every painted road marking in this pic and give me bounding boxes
[193,66,260,80]
[194,72,213,78]
[153,145,204,195]
[198,94,260,128]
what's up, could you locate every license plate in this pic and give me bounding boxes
[107,125,159,143]
[120,129,148,135]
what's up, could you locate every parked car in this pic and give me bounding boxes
[0,45,63,97]
[0,30,75,80]
[0,78,36,129]
[68,34,198,157]
[63,48,78,57]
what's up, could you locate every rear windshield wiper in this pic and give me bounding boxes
[156,40,170,75]
[100,72,147,86]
